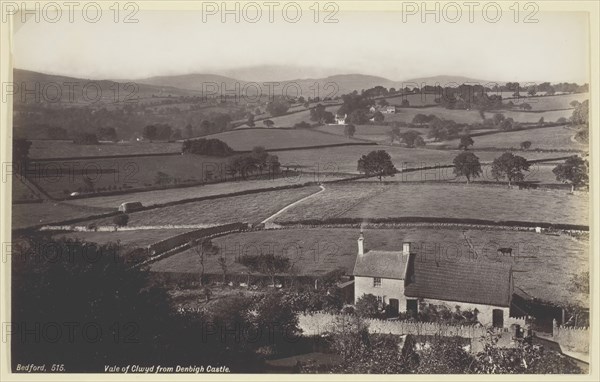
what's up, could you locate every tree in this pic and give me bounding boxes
[98,127,118,142]
[372,111,384,123]
[247,114,255,127]
[344,124,356,137]
[538,117,545,125]
[189,238,220,286]
[266,99,290,116]
[155,171,172,185]
[571,99,589,125]
[401,99,410,107]
[520,141,532,150]
[527,87,537,96]
[73,133,99,145]
[182,138,234,157]
[217,255,228,284]
[349,109,369,124]
[389,126,401,144]
[355,294,380,318]
[400,130,425,148]
[458,135,474,150]
[184,123,194,138]
[493,113,505,126]
[378,99,389,107]
[112,213,129,227]
[491,152,530,187]
[238,253,291,286]
[357,150,397,180]
[263,119,274,128]
[143,125,157,142]
[552,156,588,192]
[293,121,311,129]
[416,336,475,374]
[453,152,482,184]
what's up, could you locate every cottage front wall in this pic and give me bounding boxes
[354,276,406,307]
[418,297,510,327]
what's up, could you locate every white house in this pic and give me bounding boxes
[353,232,514,327]
[335,113,347,125]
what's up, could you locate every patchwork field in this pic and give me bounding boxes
[382,107,484,124]
[89,186,320,227]
[441,125,587,151]
[205,128,366,151]
[315,124,431,143]
[28,140,182,159]
[381,92,439,106]
[12,201,113,229]
[62,175,334,209]
[28,154,230,198]
[508,93,588,111]
[276,145,569,174]
[52,228,193,248]
[273,183,588,225]
[488,109,573,123]
[12,176,40,201]
[150,227,589,306]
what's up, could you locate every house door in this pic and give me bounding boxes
[406,299,418,315]
[388,299,399,316]
[493,309,504,328]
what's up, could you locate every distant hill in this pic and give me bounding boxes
[13,68,199,105]
[399,75,501,87]
[136,73,243,94]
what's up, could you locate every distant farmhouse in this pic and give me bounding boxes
[334,113,347,125]
[353,232,514,328]
[369,105,396,114]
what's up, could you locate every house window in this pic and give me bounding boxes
[373,277,382,287]
[376,296,383,304]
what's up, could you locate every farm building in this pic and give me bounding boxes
[381,105,397,114]
[353,232,513,327]
[334,113,347,125]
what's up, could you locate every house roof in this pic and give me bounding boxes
[404,256,512,307]
[353,250,408,280]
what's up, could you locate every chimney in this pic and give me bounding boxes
[402,242,411,256]
[358,231,365,256]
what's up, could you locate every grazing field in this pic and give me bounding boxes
[12,176,40,201]
[52,228,193,248]
[277,145,569,174]
[28,154,230,198]
[28,140,182,159]
[273,183,588,225]
[90,186,321,227]
[205,128,365,151]
[63,176,334,209]
[383,107,484,124]
[315,124,430,143]
[381,93,439,106]
[150,227,588,306]
[487,109,573,123]
[446,125,587,151]
[12,201,113,229]
[509,93,588,111]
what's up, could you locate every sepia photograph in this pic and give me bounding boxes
[0,0,597,379]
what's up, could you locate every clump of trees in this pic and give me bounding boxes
[237,252,291,286]
[520,141,532,150]
[294,121,311,129]
[226,146,280,179]
[458,135,474,150]
[553,155,588,192]
[570,100,589,125]
[399,130,425,148]
[72,132,99,145]
[491,152,530,186]
[344,124,356,137]
[181,138,234,156]
[266,99,291,116]
[112,213,129,227]
[310,104,335,124]
[453,152,482,183]
[357,150,397,180]
[143,124,173,142]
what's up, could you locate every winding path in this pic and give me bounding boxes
[260,184,326,225]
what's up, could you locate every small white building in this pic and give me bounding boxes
[353,232,514,327]
[335,114,347,125]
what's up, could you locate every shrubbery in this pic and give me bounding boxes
[182,138,234,156]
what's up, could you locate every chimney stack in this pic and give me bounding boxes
[402,242,411,256]
[358,231,365,256]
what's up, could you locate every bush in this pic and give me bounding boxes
[72,133,99,145]
[355,294,380,318]
[182,138,234,156]
[112,213,129,227]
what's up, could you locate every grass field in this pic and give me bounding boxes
[28,154,230,198]
[446,125,587,151]
[381,93,439,106]
[276,145,569,174]
[487,109,573,123]
[508,93,588,111]
[90,186,321,227]
[315,124,431,143]
[273,183,588,225]
[52,228,194,248]
[62,175,335,209]
[150,227,589,306]
[383,107,484,124]
[205,128,364,151]
[12,176,40,201]
[28,140,182,159]
[12,201,113,229]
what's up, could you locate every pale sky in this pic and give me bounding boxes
[12,9,590,83]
